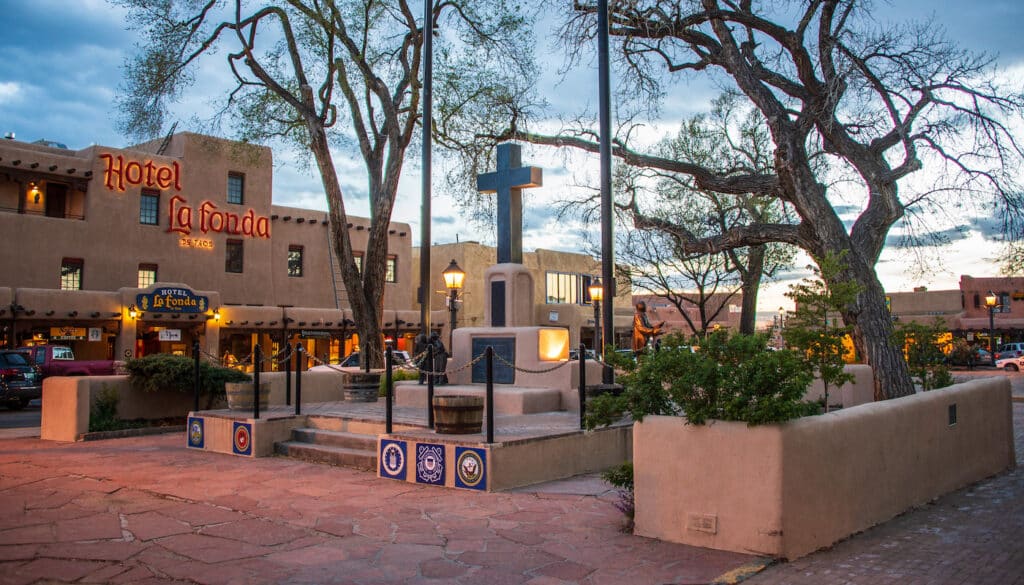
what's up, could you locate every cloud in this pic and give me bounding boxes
[0,81,21,105]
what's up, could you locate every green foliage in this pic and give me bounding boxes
[892,319,955,391]
[89,385,123,433]
[586,331,819,428]
[124,354,250,400]
[947,339,981,368]
[602,461,635,529]
[783,253,859,408]
[379,369,419,396]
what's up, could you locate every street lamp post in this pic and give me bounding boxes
[588,278,603,357]
[442,259,465,351]
[985,291,998,366]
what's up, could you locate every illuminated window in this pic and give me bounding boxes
[545,271,580,304]
[60,258,83,290]
[386,256,397,283]
[227,173,245,205]
[140,189,159,225]
[353,252,363,274]
[138,264,157,288]
[225,239,244,273]
[288,245,304,277]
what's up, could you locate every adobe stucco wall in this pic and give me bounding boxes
[803,364,874,408]
[634,377,1015,559]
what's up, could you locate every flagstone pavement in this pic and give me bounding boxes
[0,370,1021,584]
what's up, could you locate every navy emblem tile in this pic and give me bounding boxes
[415,443,446,485]
[455,447,486,491]
[379,440,407,480]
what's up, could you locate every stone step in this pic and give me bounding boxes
[290,428,377,451]
[274,441,376,471]
[394,382,564,415]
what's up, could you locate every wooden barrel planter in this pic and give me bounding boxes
[433,395,484,434]
[344,371,381,402]
[225,382,270,411]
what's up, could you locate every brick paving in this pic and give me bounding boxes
[0,370,1021,584]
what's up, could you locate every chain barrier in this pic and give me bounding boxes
[492,352,573,374]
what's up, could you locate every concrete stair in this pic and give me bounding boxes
[274,427,378,470]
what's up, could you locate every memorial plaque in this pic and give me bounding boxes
[471,337,515,384]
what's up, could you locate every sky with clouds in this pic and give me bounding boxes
[1,0,1021,317]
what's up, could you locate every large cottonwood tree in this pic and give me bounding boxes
[495,0,1024,399]
[114,0,534,368]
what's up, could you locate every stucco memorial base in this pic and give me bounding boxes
[633,377,1015,559]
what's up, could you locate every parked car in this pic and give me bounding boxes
[996,356,1024,371]
[945,346,991,368]
[0,350,42,410]
[994,342,1024,360]
[18,345,119,378]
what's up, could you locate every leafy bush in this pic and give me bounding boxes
[379,368,419,396]
[124,353,250,405]
[892,319,955,391]
[585,332,819,428]
[89,385,123,432]
[602,462,635,530]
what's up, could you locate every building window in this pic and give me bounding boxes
[353,252,362,274]
[998,292,1011,313]
[227,173,245,205]
[138,264,158,288]
[60,258,83,291]
[545,271,581,304]
[225,239,244,273]
[139,189,159,225]
[386,256,397,283]
[288,245,304,277]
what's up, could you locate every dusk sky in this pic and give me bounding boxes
[1,0,1022,314]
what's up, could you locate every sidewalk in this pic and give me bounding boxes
[0,433,753,585]
[1,376,1020,584]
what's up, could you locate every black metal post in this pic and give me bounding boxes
[294,343,303,415]
[989,305,997,366]
[593,299,601,355]
[192,340,200,412]
[253,344,262,420]
[426,343,435,429]
[284,344,292,406]
[385,341,394,434]
[448,289,458,352]
[578,343,586,430]
[598,0,615,385]
[419,0,433,340]
[485,346,494,444]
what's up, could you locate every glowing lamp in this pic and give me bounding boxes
[588,277,603,303]
[442,259,465,290]
[538,328,570,361]
[985,291,997,308]
[128,304,138,319]
[213,308,221,321]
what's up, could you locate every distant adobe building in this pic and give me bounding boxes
[632,292,743,337]
[0,132,430,367]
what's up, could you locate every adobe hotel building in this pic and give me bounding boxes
[0,132,423,368]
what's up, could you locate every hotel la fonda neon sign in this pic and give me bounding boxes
[101,153,270,249]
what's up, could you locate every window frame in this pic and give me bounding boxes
[225,239,244,273]
[287,245,304,278]
[60,258,83,291]
[227,172,245,205]
[139,189,160,225]
[385,256,397,283]
[138,263,158,288]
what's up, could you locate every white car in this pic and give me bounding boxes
[995,356,1024,371]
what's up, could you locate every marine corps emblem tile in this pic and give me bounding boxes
[232,422,252,456]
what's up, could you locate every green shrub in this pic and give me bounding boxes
[379,369,419,396]
[124,353,250,407]
[585,331,819,428]
[602,461,635,530]
[89,385,122,432]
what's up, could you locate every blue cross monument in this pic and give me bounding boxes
[476,143,543,264]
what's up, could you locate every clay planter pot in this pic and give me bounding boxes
[225,382,270,411]
[344,371,381,402]
[432,395,484,434]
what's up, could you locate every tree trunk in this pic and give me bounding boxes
[840,259,915,401]
[738,245,766,335]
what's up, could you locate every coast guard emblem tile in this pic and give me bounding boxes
[232,422,252,456]
[415,443,445,485]
[379,440,407,480]
[455,447,486,491]
[187,417,204,449]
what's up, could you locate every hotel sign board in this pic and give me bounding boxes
[50,327,87,341]
[137,287,209,314]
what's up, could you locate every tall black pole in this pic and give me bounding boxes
[419,0,434,339]
[989,305,996,366]
[598,0,615,384]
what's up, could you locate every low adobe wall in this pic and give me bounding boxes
[634,377,1015,559]
[39,370,350,442]
[803,364,874,408]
